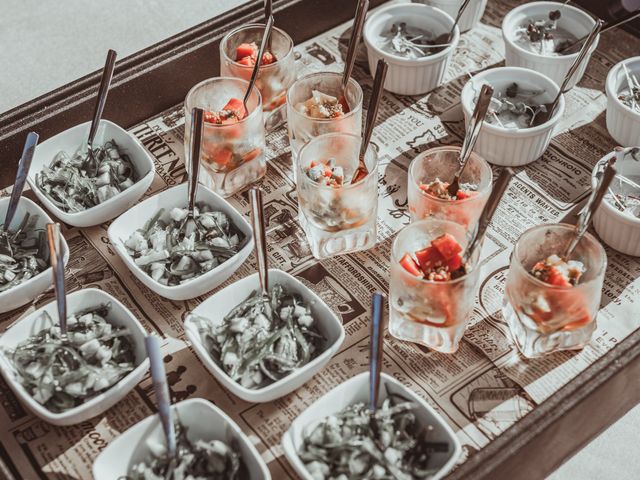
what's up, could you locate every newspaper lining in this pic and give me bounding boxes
[1,0,639,477]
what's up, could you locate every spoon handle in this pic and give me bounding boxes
[243,15,274,108]
[360,59,388,159]
[250,187,269,296]
[559,10,640,53]
[4,132,39,229]
[557,20,603,95]
[448,0,472,41]
[88,49,117,149]
[188,108,204,214]
[46,223,67,334]
[369,292,386,413]
[145,335,177,457]
[342,0,369,92]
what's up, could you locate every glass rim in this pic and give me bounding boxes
[184,76,263,127]
[391,218,479,286]
[286,71,363,122]
[408,146,493,205]
[297,132,378,190]
[511,223,607,290]
[220,23,295,70]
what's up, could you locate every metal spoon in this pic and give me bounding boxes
[145,335,177,480]
[434,0,472,44]
[185,107,204,233]
[447,84,494,198]
[531,20,603,127]
[338,0,369,113]
[46,223,67,335]
[243,15,274,116]
[563,159,617,259]
[249,187,269,297]
[351,59,388,185]
[368,291,386,442]
[86,49,117,176]
[0,132,39,256]
[557,9,640,55]
[265,0,274,51]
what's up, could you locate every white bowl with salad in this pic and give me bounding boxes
[0,196,69,313]
[184,268,345,403]
[108,183,253,301]
[282,371,462,480]
[0,288,149,426]
[606,56,640,148]
[27,120,155,227]
[93,397,271,480]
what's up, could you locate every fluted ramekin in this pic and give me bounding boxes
[415,0,487,32]
[606,56,640,148]
[460,67,565,167]
[363,3,459,96]
[502,2,599,90]
[592,148,640,257]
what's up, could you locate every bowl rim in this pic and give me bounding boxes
[184,268,345,400]
[0,288,149,422]
[26,120,156,221]
[605,56,640,118]
[363,3,460,66]
[107,183,254,294]
[220,23,295,71]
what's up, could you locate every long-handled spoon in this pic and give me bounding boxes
[243,15,274,116]
[531,20,603,127]
[249,187,269,298]
[557,9,640,55]
[185,107,204,233]
[145,335,177,480]
[434,0,472,44]
[563,159,617,259]
[452,168,515,278]
[0,132,39,256]
[46,223,67,335]
[368,292,386,439]
[351,59,388,184]
[447,84,494,198]
[265,0,273,51]
[338,0,369,113]
[86,49,117,176]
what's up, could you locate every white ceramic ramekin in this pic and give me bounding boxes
[415,0,488,32]
[592,148,640,257]
[363,3,460,95]
[606,56,640,148]
[461,67,565,167]
[502,2,599,90]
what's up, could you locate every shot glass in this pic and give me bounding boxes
[296,132,378,259]
[389,219,481,353]
[184,77,266,197]
[502,224,607,358]
[220,23,296,115]
[408,146,492,228]
[286,72,363,160]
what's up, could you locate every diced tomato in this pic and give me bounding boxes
[456,189,477,200]
[203,144,234,169]
[431,233,462,260]
[237,56,253,67]
[236,43,257,61]
[415,246,445,274]
[310,160,319,168]
[223,98,247,120]
[546,267,571,287]
[242,148,262,163]
[400,253,423,277]
[446,254,462,272]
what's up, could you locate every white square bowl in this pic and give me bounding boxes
[26,120,155,227]
[93,398,271,479]
[282,372,462,480]
[0,196,69,314]
[107,183,254,301]
[0,288,149,426]
[184,269,345,403]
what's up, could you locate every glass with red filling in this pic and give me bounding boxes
[185,77,266,197]
[408,146,492,228]
[502,223,607,358]
[389,218,481,353]
[220,24,296,121]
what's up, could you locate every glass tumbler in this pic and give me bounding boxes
[502,224,607,358]
[286,72,363,160]
[389,219,481,353]
[408,146,492,228]
[297,132,378,259]
[184,77,266,197]
[220,24,296,115]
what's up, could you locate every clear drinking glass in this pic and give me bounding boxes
[184,77,266,197]
[408,146,492,228]
[286,72,363,160]
[297,132,378,259]
[502,224,607,358]
[220,24,296,115]
[389,219,481,353]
